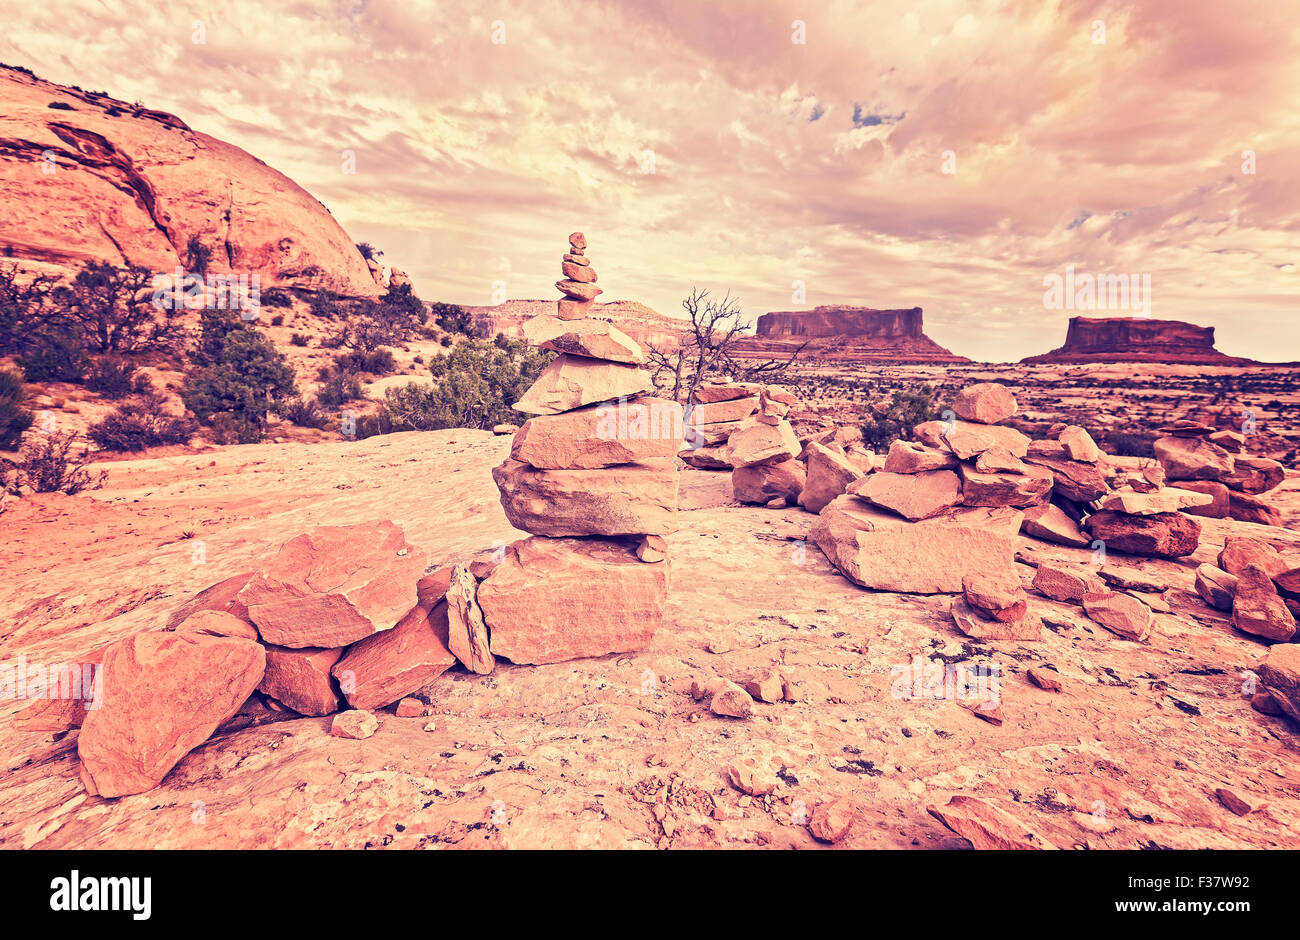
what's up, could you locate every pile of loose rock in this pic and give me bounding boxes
[803,381,1230,645]
[1194,536,1299,642]
[1154,420,1286,526]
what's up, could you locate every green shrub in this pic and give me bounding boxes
[382,337,550,431]
[290,333,311,347]
[276,396,329,430]
[316,368,363,408]
[270,313,284,326]
[861,385,946,452]
[87,406,196,452]
[260,288,293,308]
[0,369,33,449]
[431,301,473,335]
[5,430,105,495]
[85,358,153,399]
[181,313,296,440]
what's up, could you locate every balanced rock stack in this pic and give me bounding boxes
[1154,421,1286,526]
[488,232,682,663]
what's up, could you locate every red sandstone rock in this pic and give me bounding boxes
[78,632,266,797]
[884,440,958,473]
[10,649,106,734]
[1232,564,1296,642]
[165,572,251,631]
[259,645,343,716]
[1093,488,1214,516]
[710,682,754,718]
[1081,592,1152,641]
[446,565,494,675]
[687,396,760,425]
[1220,456,1285,495]
[1257,645,1300,721]
[1027,667,1062,692]
[1171,481,1231,518]
[1020,504,1090,547]
[1227,490,1281,526]
[1021,316,1250,366]
[477,537,668,665]
[974,446,1025,474]
[1022,455,1109,503]
[809,797,857,843]
[916,419,1030,458]
[174,610,259,640]
[725,419,800,468]
[330,710,379,739]
[950,597,1041,641]
[927,795,1057,850]
[810,496,1021,594]
[1058,426,1100,462]
[493,457,678,537]
[1083,511,1200,558]
[1032,564,1104,603]
[0,68,380,296]
[1154,436,1235,481]
[798,442,863,513]
[959,463,1053,508]
[962,571,1028,622]
[522,316,643,364]
[1194,565,1237,611]
[512,354,650,415]
[733,458,805,506]
[852,470,962,521]
[734,306,969,364]
[1219,537,1288,579]
[237,521,425,649]
[510,398,683,469]
[635,535,668,563]
[952,383,1017,425]
[332,599,456,711]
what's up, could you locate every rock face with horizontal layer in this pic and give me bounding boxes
[0,65,381,296]
[1020,316,1251,365]
[731,306,970,364]
[1083,510,1200,559]
[959,463,1053,508]
[493,457,678,536]
[510,398,683,469]
[478,537,668,664]
[236,521,425,648]
[810,496,1021,594]
[77,632,266,797]
[512,354,652,416]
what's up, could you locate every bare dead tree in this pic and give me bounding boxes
[646,287,807,404]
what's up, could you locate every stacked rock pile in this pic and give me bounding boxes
[678,381,796,470]
[489,232,682,662]
[1194,536,1299,642]
[1155,420,1286,526]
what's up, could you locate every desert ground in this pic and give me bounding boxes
[4,425,1300,850]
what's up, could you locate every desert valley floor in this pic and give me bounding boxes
[3,428,1300,850]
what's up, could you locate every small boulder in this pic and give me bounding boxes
[952,383,1017,424]
[330,709,379,739]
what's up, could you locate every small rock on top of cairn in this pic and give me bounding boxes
[556,232,601,318]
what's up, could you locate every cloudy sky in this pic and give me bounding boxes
[4,0,1298,361]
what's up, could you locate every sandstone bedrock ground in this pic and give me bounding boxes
[3,430,1300,849]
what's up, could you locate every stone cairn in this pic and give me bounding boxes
[17,232,688,799]
[804,382,1226,648]
[487,232,684,664]
[1152,420,1285,526]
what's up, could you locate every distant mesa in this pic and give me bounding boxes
[0,64,379,296]
[1022,316,1254,365]
[731,305,970,363]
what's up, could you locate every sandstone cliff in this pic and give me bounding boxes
[732,305,969,363]
[1023,316,1253,365]
[0,64,378,296]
